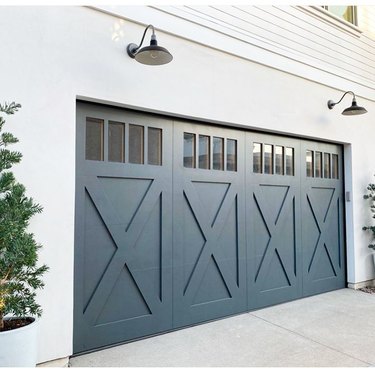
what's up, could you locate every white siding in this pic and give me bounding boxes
[359,5,375,37]
[152,5,375,93]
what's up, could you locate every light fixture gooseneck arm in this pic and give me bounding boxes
[328,91,355,109]
[127,25,156,57]
[327,90,367,115]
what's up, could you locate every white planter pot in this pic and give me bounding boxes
[0,317,38,367]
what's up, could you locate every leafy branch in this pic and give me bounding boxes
[362,180,375,250]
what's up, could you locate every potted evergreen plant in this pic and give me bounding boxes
[0,102,48,367]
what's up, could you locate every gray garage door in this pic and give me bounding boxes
[74,102,346,354]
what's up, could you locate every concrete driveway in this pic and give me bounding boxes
[70,288,375,367]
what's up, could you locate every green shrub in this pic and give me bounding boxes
[0,102,48,330]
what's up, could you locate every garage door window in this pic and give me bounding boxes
[213,137,224,170]
[227,139,237,172]
[307,150,338,179]
[285,147,294,176]
[315,152,322,178]
[253,143,262,173]
[254,142,294,176]
[108,121,125,163]
[199,135,210,169]
[86,119,163,166]
[185,133,237,172]
[184,133,196,168]
[324,153,331,179]
[148,127,162,166]
[332,154,339,179]
[264,144,273,174]
[129,125,144,164]
[275,146,284,175]
[86,118,104,161]
[306,150,314,177]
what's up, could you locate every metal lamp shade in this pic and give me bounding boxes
[341,100,368,116]
[134,45,173,66]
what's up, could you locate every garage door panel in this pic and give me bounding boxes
[192,181,231,227]
[96,177,153,229]
[81,163,170,179]
[82,313,170,352]
[249,184,302,308]
[182,178,228,236]
[94,264,152,326]
[246,134,302,310]
[179,189,243,300]
[181,192,206,292]
[301,141,345,297]
[173,122,247,328]
[304,191,341,272]
[80,177,170,325]
[325,198,342,268]
[302,193,345,294]
[192,254,232,305]
[214,196,241,289]
[253,184,291,226]
[307,186,336,223]
[74,104,173,353]
[83,190,117,309]
[178,201,237,301]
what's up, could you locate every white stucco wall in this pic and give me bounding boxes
[0,6,374,363]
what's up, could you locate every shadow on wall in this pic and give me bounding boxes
[111,18,125,42]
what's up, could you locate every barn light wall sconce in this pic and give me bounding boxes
[126,24,173,66]
[327,91,367,116]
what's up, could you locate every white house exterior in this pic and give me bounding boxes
[0,5,375,365]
